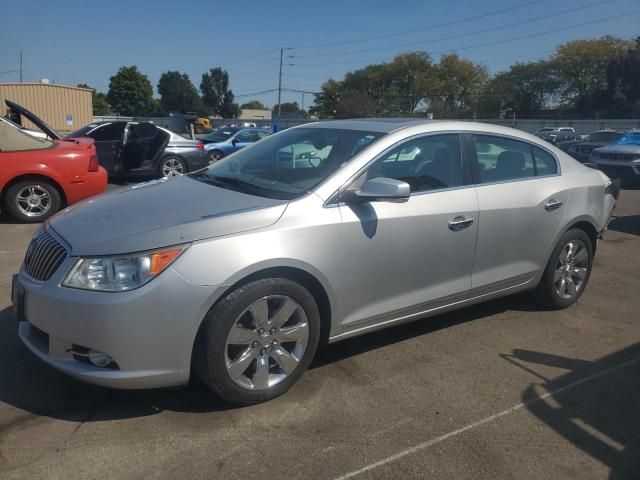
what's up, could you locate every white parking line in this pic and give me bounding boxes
[334,357,640,480]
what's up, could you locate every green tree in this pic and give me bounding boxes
[77,83,112,115]
[200,67,240,118]
[157,71,202,114]
[601,37,640,115]
[272,101,304,116]
[240,100,267,110]
[478,60,560,117]
[431,54,489,118]
[552,36,634,113]
[106,66,154,116]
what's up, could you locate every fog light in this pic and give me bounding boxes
[88,350,113,367]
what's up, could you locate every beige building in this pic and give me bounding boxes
[0,82,93,132]
[239,108,272,120]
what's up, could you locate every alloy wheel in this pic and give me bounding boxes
[161,158,185,178]
[224,295,309,391]
[554,239,589,299]
[15,185,51,217]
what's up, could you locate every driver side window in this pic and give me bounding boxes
[366,134,463,194]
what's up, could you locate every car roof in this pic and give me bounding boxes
[304,118,438,133]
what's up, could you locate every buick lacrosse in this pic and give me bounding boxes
[12,119,619,404]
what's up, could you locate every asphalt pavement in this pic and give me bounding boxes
[0,188,638,480]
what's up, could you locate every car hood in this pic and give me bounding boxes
[49,176,288,256]
[5,99,62,140]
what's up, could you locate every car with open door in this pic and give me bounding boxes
[67,121,209,179]
[0,109,106,222]
[12,120,618,404]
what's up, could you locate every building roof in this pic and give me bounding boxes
[0,82,93,92]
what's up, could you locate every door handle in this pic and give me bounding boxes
[448,216,474,231]
[545,199,563,211]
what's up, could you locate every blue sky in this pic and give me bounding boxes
[1,0,638,108]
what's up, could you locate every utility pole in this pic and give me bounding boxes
[301,93,305,112]
[19,50,23,83]
[277,48,283,117]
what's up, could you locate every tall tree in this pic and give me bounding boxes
[601,37,640,115]
[272,101,304,116]
[552,36,634,113]
[200,67,240,118]
[478,61,560,117]
[431,54,489,118]
[106,66,154,116]
[241,100,267,110]
[77,83,112,115]
[157,71,201,114]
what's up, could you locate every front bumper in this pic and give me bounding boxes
[596,162,640,182]
[13,254,219,389]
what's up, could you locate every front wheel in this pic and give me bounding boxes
[536,228,593,309]
[195,278,320,405]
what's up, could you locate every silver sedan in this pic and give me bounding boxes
[12,119,619,404]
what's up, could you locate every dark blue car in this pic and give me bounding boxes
[200,127,271,163]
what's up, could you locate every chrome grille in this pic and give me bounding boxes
[599,152,640,161]
[23,230,67,281]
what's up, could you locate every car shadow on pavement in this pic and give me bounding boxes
[608,215,640,237]
[0,293,544,423]
[502,344,640,480]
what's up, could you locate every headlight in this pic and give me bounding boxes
[62,246,187,292]
[591,152,600,160]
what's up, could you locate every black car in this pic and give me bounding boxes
[67,121,209,179]
[566,130,627,163]
[537,131,582,152]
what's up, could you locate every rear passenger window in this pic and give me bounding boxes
[472,135,557,183]
[366,134,463,193]
[532,146,558,176]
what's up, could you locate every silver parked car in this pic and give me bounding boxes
[12,119,619,404]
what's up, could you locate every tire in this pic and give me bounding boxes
[195,278,320,405]
[535,228,594,309]
[209,150,224,164]
[3,179,62,223]
[158,156,187,179]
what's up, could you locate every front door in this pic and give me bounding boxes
[86,122,127,174]
[338,133,478,329]
[467,133,567,292]
[231,130,257,152]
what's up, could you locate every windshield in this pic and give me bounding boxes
[67,125,96,138]
[613,131,640,146]
[203,127,240,142]
[586,131,624,143]
[190,127,383,200]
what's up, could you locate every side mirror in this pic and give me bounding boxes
[353,177,410,202]
[231,137,239,145]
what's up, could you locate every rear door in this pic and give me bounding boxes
[467,133,567,293]
[86,122,127,173]
[121,123,158,170]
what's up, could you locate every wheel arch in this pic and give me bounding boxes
[564,217,599,254]
[0,173,67,207]
[194,264,334,350]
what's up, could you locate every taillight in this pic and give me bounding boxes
[88,154,99,172]
[196,142,204,151]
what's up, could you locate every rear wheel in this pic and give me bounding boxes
[536,229,593,309]
[209,150,223,164]
[159,156,186,179]
[4,179,62,223]
[195,278,320,405]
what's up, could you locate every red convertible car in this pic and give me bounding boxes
[0,101,107,222]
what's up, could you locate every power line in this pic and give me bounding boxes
[289,0,548,50]
[289,0,611,59]
[290,9,640,67]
